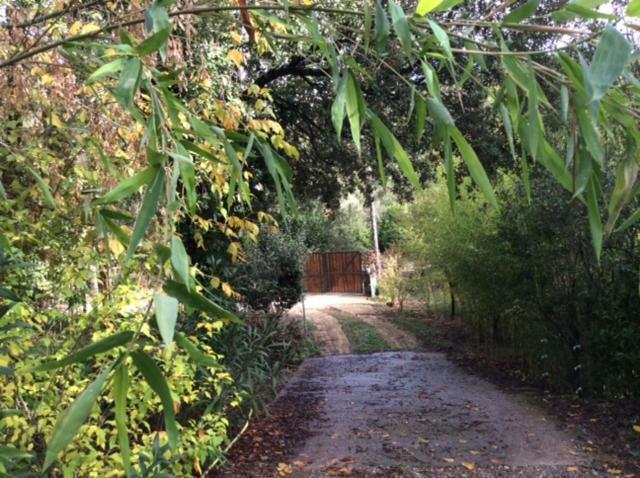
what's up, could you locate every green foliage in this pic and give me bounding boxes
[1,0,640,474]
[232,225,307,313]
[289,199,372,253]
[403,168,640,397]
[210,317,317,419]
[335,315,391,353]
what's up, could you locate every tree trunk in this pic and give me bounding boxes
[370,200,382,288]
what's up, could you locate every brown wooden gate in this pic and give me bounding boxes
[304,252,364,293]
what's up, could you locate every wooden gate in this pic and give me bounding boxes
[304,252,364,293]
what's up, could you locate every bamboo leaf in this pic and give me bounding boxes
[616,207,640,232]
[374,0,390,52]
[415,95,427,141]
[346,72,363,155]
[503,0,540,23]
[136,27,171,56]
[427,20,452,59]
[629,0,640,16]
[163,280,242,324]
[587,27,631,103]
[145,3,171,61]
[364,1,372,51]
[449,127,498,209]
[572,149,593,200]
[170,144,196,212]
[586,177,603,260]
[499,103,516,161]
[33,331,133,372]
[416,0,444,15]
[113,58,142,108]
[86,58,125,84]
[389,1,413,58]
[154,294,179,348]
[426,97,455,126]
[126,167,165,260]
[170,235,190,289]
[175,332,219,368]
[444,134,456,210]
[113,363,131,474]
[130,351,178,449]
[369,112,421,189]
[374,135,387,188]
[94,167,156,205]
[26,167,56,209]
[576,108,604,165]
[331,73,348,141]
[605,157,639,234]
[560,85,569,123]
[102,216,130,247]
[43,368,110,470]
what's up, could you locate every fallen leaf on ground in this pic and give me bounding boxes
[567,466,579,473]
[443,457,455,463]
[462,462,475,471]
[419,437,429,443]
[633,424,640,433]
[469,450,480,455]
[277,462,293,476]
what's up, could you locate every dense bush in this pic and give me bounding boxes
[403,168,640,398]
[231,225,307,312]
[288,199,372,253]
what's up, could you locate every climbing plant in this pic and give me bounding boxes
[0,0,639,474]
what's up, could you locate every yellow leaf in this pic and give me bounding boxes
[461,462,475,471]
[416,0,444,16]
[80,23,101,34]
[567,466,579,473]
[69,21,82,36]
[443,458,454,463]
[418,437,429,443]
[210,276,220,289]
[633,424,640,433]
[469,450,480,455]
[108,238,124,256]
[230,31,243,45]
[51,113,64,129]
[277,462,292,476]
[221,282,234,297]
[227,49,245,67]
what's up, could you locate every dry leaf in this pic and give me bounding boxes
[443,457,455,463]
[419,437,429,443]
[567,466,579,473]
[461,462,475,471]
[277,462,293,476]
[469,450,480,455]
[227,49,245,67]
[633,424,640,433]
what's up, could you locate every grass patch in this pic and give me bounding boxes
[391,312,452,351]
[335,315,391,353]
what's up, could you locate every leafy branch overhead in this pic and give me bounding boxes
[0,0,638,474]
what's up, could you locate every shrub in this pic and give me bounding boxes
[231,225,307,313]
[402,167,640,397]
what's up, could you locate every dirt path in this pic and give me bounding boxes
[217,296,608,477]
[289,294,419,354]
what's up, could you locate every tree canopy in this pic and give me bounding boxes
[0,0,639,474]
